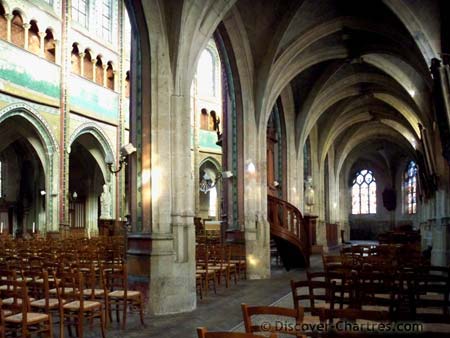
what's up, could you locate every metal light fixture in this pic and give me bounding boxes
[106,143,136,175]
[199,170,234,193]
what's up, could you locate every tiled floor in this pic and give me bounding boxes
[74,255,322,338]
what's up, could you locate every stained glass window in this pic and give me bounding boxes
[404,161,418,214]
[351,169,376,214]
[303,137,311,179]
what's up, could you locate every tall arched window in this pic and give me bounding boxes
[404,161,418,214]
[197,49,215,97]
[303,137,311,179]
[352,169,376,214]
[28,21,40,55]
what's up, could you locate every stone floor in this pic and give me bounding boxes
[73,255,322,338]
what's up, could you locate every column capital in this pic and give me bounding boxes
[91,59,97,64]
[23,23,31,30]
[102,64,108,70]
[38,31,47,38]
[79,52,86,59]
[5,13,13,21]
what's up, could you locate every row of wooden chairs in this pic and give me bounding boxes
[291,266,450,325]
[197,304,305,338]
[196,244,246,299]
[0,265,144,337]
[0,236,144,338]
[203,300,450,337]
[339,243,426,268]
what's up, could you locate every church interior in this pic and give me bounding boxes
[0,0,449,337]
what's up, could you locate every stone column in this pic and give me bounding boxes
[23,23,30,50]
[143,94,196,315]
[430,218,440,265]
[38,31,46,57]
[91,59,97,81]
[79,52,85,76]
[5,14,12,42]
[431,217,450,266]
[193,91,200,216]
[102,64,108,87]
[244,154,271,280]
[420,221,432,249]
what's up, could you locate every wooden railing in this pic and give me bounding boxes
[267,195,311,266]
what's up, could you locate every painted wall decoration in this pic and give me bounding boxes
[199,130,222,152]
[0,40,60,99]
[69,74,119,121]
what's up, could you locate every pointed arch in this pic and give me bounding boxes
[11,9,24,47]
[0,102,58,154]
[69,122,115,163]
[0,102,59,230]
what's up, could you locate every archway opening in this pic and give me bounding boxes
[0,116,47,237]
[11,10,24,48]
[44,29,56,62]
[69,133,109,236]
[28,20,40,55]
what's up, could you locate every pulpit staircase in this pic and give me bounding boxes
[267,195,311,270]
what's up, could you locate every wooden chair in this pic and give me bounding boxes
[207,245,229,287]
[197,327,278,337]
[196,273,204,300]
[354,269,397,313]
[196,244,217,296]
[57,270,106,338]
[3,279,53,338]
[225,245,239,287]
[241,303,304,337]
[407,266,450,318]
[229,244,247,279]
[27,270,65,324]
[320,307,401,337]
[102,262,144,329]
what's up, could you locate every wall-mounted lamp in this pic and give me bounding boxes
[106,143,136,175]
[199,170,234,193]
[222,170,233,179]
[40,190,46,196]
[72,191,78,200]
[273,181,280,187]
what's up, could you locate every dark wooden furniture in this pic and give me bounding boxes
[197,328,278,338]
[241,303,304,337]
